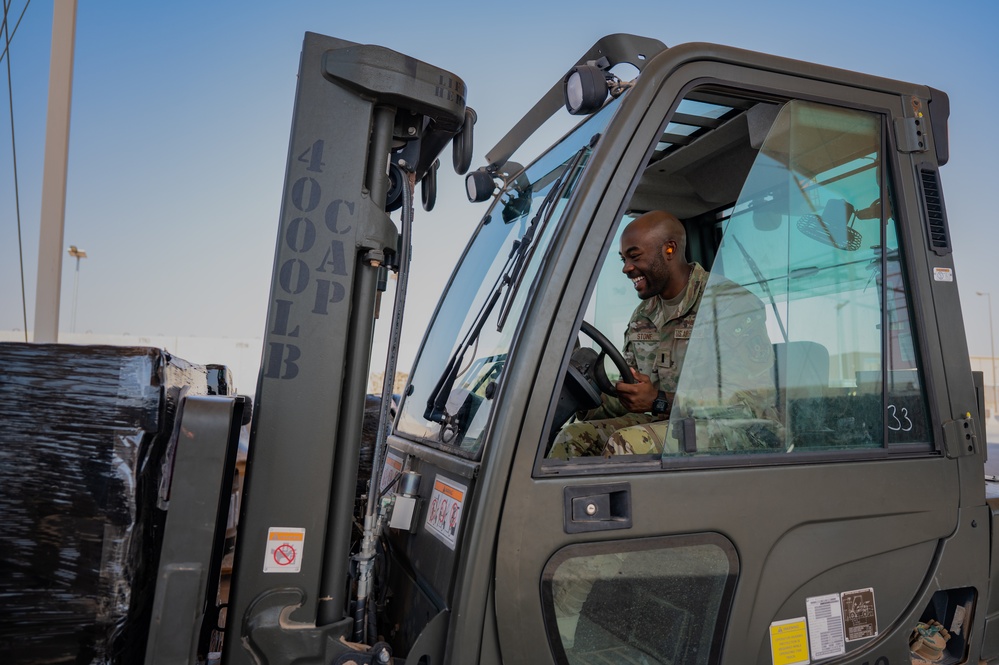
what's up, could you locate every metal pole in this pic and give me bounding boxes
[978,291,997,419]
[68,245,86,333]
[34,0,78,342]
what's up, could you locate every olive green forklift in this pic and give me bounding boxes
[76,31,999,665]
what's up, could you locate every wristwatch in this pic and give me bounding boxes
[651,390,669,416]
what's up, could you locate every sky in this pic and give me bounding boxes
[2,0,998,387]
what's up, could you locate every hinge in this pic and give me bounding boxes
[942,413,978,459]
[893,117,929,154]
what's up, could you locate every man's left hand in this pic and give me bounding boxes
[616,368,658,413]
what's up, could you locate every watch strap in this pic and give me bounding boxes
[652,390,669,415]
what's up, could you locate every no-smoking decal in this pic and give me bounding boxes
[263,527,305,573]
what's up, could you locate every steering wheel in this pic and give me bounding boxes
[579,320,635,396]
[546,320,638,450]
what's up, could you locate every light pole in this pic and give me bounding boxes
[68,245,87,333]
[977,291,997,419]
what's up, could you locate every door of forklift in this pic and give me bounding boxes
[474,47,988,665]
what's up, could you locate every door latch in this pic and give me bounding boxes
[563,483,632,533]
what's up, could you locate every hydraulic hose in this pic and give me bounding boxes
[353,164,415,643]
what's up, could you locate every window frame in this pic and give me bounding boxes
[535,77,939,477]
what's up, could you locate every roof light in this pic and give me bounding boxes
[563,64,609,115]
[465,168,496,202]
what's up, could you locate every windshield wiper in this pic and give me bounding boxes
[496,142,589,331]
[423,144,590,426]
[423,242,517,424]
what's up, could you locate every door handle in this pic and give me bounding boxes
[563,483,632,533]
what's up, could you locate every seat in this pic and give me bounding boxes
[773,340,829,398]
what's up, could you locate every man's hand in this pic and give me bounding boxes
[615,368,659,413]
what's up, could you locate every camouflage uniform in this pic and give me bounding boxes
[549,264,709,458]
[550,265,781,458]
[666,274,781,453]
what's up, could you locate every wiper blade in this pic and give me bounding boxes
[424,242,519,423]
[424,143,591,428]
[496,143,589,331]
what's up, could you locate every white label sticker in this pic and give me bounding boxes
[380,451,404,493]
[806,594,846,659]
[950,602,968,636]
[424,476,467,550]
[263,527,305,573]
[933,267,954,282]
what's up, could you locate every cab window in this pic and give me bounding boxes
[396,99,623,457]
[544,91,930,463]
[541,534,738,664]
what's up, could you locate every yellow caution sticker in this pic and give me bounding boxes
[770,617,810,665]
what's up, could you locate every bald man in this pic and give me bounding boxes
[550,210,708,458]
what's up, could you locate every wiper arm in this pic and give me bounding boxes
[424,144,592,428]
[424,242,519,423]
[496,143,589,330]
[423,145,589,425]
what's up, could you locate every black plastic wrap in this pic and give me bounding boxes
[0,343,220,664]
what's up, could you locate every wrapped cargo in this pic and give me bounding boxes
[0,343,230,664]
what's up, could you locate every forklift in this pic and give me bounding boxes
[5,30,997,665]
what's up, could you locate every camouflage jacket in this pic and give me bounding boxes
[586,263,708,419]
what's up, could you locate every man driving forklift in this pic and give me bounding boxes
[549,209,778,458]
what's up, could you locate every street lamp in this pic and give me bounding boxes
[977,291,997,420]
[68,245,87,333]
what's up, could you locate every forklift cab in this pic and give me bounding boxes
[380,37,982,665]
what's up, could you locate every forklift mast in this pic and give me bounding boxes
[222,33,469,664]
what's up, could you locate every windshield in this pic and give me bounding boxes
[396,99,622,456]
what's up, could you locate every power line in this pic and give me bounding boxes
[0,0,29,66]
[3,0,29,340]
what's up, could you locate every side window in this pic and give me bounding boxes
[668,100,930,455]
[541,535,738,665]
[883,220,930,443]
[545,92,929,462]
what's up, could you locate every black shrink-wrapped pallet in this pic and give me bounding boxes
[0,342,229,664]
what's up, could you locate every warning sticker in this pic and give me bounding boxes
[806,594,845,660]
[769,617,810,665]
[933,267,954,282]
[263,527,305,573]
[380,451,404,493]
[841,587,878,642]
[424,476,466,550]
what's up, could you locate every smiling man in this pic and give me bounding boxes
[549,210,709,458]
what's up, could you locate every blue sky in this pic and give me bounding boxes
[2,0,997,377]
